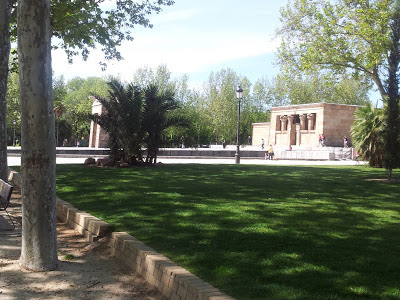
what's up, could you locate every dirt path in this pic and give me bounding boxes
[0,188,166,300]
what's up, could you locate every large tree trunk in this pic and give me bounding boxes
[0,0,13,182]
[18,0,58,271]
[384,3,400,180]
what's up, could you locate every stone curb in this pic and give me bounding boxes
[7,169,235,300]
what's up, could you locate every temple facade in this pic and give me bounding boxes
[252,103,358,148]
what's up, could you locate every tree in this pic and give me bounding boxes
[0,0,13,181]
[278,0,391,98]
[142,84,188,163]
[132,64,174,92]
[253,76,288,111]
[53,76,67,146]
[204,68,242,144]
[383,2,400,179]
[132,65,196,147]
[6,72,20,145]
[18,0,57,271]
[92,79,143,163]
[0,0,175,179]
[351,103,384,167]
[278,0,400,176]
[64,77,109,144]
[91,79,187,164]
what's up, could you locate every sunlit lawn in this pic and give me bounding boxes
[55,164,400,300]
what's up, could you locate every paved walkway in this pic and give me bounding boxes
[8,156,365,166]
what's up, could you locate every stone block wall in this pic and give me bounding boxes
[252,122,271,146]
[110,232,235,300]
[322,105,357,147]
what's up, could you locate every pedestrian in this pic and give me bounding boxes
[318,134,322,147]
[343,136,348,147]
[321,134,326,147]
[222,139,226,149]
[181,136,185,149]
[248,136,251,145]
[261,139,264,150]
[268,145,274,160]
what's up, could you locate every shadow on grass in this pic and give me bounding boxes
[56,164,400,300]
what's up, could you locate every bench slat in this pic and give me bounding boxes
[0,180,13,211]
[0,179,15,230]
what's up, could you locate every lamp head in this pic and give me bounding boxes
[236,85,243,99]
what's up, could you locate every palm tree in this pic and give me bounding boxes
[142,84,188,164]
[91,78,143,163]
[351,102,384,167]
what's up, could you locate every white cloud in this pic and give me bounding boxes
[51,1,284,84]
[52,32,280,83]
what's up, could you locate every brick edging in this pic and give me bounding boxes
[8,169,235,300]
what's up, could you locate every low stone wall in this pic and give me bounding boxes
[7,146,353,161]
[8,169,235,300]
[275,150,335,160]
[111,232,234,300]
[158,148,264,158]
[56,198,113,242]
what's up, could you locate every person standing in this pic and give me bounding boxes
[268,145,274,160]
[321,134,326,147]
[248,136,252,145]
[261,139,265,150]
[343,136,348,147]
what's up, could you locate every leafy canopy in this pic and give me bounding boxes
[278,0,393,97]
[10,0,174,67]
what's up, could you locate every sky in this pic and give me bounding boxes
[51,0,287,88]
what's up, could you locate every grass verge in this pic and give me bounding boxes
[54,164,400,300]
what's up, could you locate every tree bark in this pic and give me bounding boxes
[0,0,13,182]
[18,0,57,271]
[384,2,400,180]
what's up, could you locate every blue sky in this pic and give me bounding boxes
[52,0,287,87]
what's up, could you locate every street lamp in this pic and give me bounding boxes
[12,120,16,147]
[235,85,243,164]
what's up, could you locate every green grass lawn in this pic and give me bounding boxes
[55,164,400,300]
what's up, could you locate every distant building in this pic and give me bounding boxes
[252,103,359,148]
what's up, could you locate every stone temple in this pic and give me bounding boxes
[252,103,358,148]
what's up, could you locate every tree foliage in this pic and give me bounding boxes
[0,0,174,180]
[92,79,143,163]
[91,78,187,164]
[351,103,384,167]
[9,0,175,66]
[383,2,400,178]
[64,77,109,144]
[278,0,392,97]
[142,84,188,163]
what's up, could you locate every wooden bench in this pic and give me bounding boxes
[0,179,15,230]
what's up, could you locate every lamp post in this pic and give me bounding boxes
[12,120,16,147]
[235,85,243,164]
